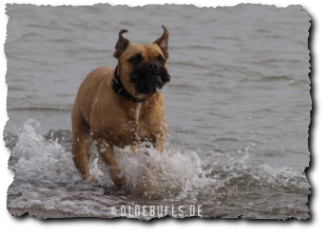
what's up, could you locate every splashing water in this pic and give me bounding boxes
[6,119,310,219]
[9,119,80,183]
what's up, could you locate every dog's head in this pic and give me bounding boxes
[113,26,171,98]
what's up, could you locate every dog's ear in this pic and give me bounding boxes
[153,25,169,59]
[113,29,130,58]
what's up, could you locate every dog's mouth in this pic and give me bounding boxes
[134,76,163,95]
[130,63,171,95]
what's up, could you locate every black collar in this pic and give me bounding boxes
[112,66,148,103]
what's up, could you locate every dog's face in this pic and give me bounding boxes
[113,26,171,97]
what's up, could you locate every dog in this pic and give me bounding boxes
[71,26,171,188]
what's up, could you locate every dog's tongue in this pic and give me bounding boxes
[156,76,163,92]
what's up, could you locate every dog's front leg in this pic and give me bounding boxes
[96,138,126,188]
[71,123,92,181]
[155,139,165,153]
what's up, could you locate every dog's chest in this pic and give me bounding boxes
[106,104,156,147]
[128,103,142,121]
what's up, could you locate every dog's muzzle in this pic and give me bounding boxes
[130,62,171,95]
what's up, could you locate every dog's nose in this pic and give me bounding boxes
[146,62,159,70]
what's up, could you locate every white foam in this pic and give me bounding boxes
[113,146,222,198]
[10,119,80,183]
[7,119,310,215]
[9,119,222,199]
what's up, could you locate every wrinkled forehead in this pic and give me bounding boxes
[123,43,164,60]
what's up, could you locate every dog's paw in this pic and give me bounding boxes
[87,176,101,184]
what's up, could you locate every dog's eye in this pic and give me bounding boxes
[129,55,143,64]
[131,58,141,63]
[158,58,166,64]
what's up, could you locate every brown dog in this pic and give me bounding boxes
[71,26,170,188]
